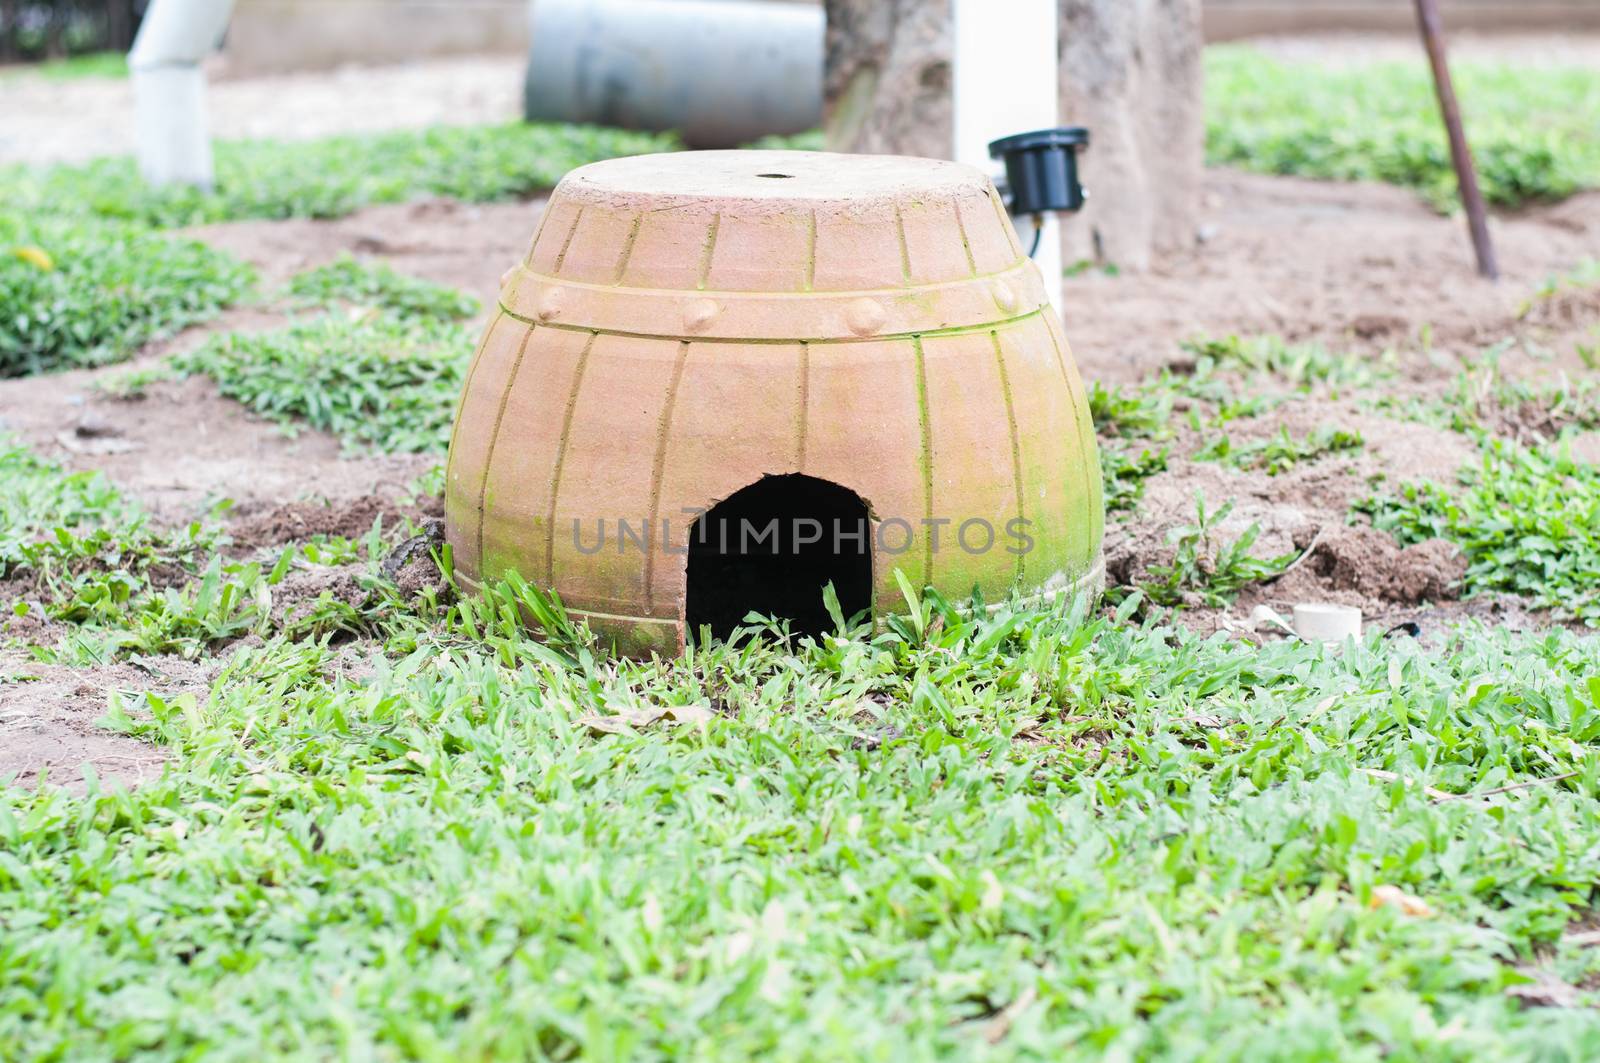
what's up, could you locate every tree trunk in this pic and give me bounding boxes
[47,1,67,59]
[822,0,1204,271]
[1058,0,1204,270]
[822,0,951,160]
[0,0,19,63]
[106,0,135,52]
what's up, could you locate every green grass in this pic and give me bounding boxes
[0,213,253,376]
[0,440,421,660]
[0,121,660,376]
[11,305,1600,1051]
[285,255,480,322]
[1408,367,1600,439]
[1207,46,1600,208]
[2,122,680,229]
[6,575,1600,1056]
[1359,435,1600,624]
[1088,380,1173,440]
[6,51,128,80]
[0,440,136,571]
[0,438,230,657]
[1132,497,1298,608]
[1184,334,1394,393]
[1100,444,1169,514]
[744,130,826,152]
[1196,425,1364,476]
[173,315,471,454]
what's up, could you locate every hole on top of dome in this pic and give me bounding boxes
[755,173,795,179]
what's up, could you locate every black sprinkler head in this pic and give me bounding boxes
[988,127,1090,216]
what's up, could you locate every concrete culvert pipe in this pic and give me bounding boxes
[524,0,824,149]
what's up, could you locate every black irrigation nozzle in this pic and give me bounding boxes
[988,127,1090,217]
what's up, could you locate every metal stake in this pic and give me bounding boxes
[1414,0,1499,280]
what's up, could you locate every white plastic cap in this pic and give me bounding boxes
[1293,603,1362,644]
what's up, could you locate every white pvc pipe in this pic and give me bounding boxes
[952,0,1063,313]
[1294,603,1363,644]
[129,0,235,189]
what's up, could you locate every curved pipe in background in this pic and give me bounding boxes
[524,0,824,149]
[129,0,235,189]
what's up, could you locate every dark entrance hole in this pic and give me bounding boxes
[686,475,873,645]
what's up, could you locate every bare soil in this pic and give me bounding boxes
[1063,171,1600,383]
[0,56,524,166]
[4,166,1599,787]
[0,647,214,791]
[0,198,532,527]
[1070,172,1600,640]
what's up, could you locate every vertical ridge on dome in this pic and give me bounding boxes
[552,205,583,274]
[544,330,598,585]
[613,214,643,285]
[475,327,536,576]
[695,214,721,291]
[644,340,692,614]
[795,341,811,471]
[910,334,934,588]
[1042,313,1096,573]
[804,210,817,292]
[990,329,1028,584]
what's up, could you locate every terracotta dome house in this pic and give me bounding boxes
[444,150,1103,656]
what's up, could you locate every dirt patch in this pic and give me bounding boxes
[0,588,61,644]
[229,494,441,551]
[2,55,524,166]
[0,197,531,530]
[1102,390,1486,624]
[391,552,448,599]
[0,649,213,792]
[1066,171,1600,384]
[1522,286,1600,332]
[381,518,449,600]
[1278,525,1465,604]
[185,197,538,296]
[268,564,370,631]
[0,370,436,528]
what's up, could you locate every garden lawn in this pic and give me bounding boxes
[0,213,251,377]
[1206,47,1600,208]
[0,121,675,376]
[0,122,679,229]
[173,314,473,455]
[5,576,1600,1057]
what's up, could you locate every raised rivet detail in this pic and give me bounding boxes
[844,297,887,336]
[991,280,1016,312]
[684,298,719,334]
[536,286,564,322]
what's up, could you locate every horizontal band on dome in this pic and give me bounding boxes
[499,259,1048,342]
[496,307,1046,346]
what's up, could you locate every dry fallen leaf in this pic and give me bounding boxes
[54,431,140,456]
[660,702,714,724]
[12,245,54,272]
[1507,969,1581,1008]
[1369,884,1434,917]
[578,701,714,735]
[983,986,1038,1044]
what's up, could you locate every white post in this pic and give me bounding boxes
[129,0,236,189]
[951,0,1063,313]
